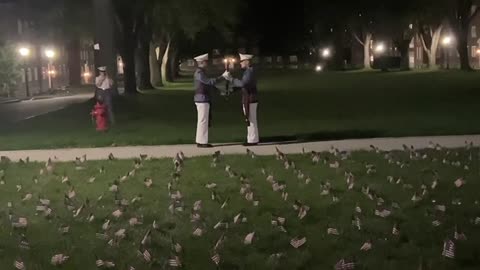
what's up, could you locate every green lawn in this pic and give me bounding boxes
[2,70,480,150]
[0,146,479,269]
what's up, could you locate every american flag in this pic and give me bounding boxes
[474,217,480,225]
[290,237,307,248]
[173,242,183,253]
[335,259,355,270]
[432,220,442,227]
[442,239,455,259]
[14,259,25,270]
[211,253,221,266]
[352,216,361,230]
[392,223,400,235]
[193,228,203,237]
[327,228,340,235]
[19,237,30,250]
[168,256,182,267]
[360,241,372,251]
[139,249,152,262]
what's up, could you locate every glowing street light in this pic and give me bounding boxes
[322,48,331,58]
[315,65,323,72]
[44,49,56,90]
[374,43,385,54]
[442,36,452,46]
[18,47,31,97]
[19,47,30,57]
[45,49,55,59]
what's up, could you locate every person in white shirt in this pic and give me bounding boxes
[95,66,115,124]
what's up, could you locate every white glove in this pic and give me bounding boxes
[222,71,232,80]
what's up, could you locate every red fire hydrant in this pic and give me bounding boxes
[91,102,108,132]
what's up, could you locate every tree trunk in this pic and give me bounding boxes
[67,38,81,86]
[93,0,117,90]
[136,42,152,89]
[168,47,178,81]
[149,42,161,87]
[136,25,153,89]
[333,31,345,70]
[421,25,443,70]
[430,26,442,69]
[399,40,410,71]
[156,42,167,87]
[161,39,171,84]
[363,33,372,69]
[457,29,472,70]
[121,31,137,94]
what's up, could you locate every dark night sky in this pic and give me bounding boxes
[236,0,309,54]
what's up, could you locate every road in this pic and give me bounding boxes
[0,93,92,123]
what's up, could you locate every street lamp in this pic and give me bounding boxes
[44,49,55,90]
[442,36,453,69]
[322,48,331,58]
[18,47,31,97]
[315,64,323,72]
[374,43,385,54]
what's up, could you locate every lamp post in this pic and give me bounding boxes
[18,47,30,97]
[442,36,452,69]
[45,49,55,90]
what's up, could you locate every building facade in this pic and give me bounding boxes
[0,0,95,97]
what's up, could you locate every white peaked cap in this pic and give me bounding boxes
[239,53,253,61]
[194,53,209,62]
[98,66,107,71]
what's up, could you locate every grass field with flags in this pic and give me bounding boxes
[1,143,480,269]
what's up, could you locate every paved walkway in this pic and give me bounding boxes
[1,134,479,162]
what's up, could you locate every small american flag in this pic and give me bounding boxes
[168,256,182,267]
[392,223,400,235]
[432,220,442,227]
[352,216,361,230]
[141,249,152,262]
[327,228,340,235]
[19,235,30,250]
[290,237,307,248]
[14,259,25,270]
[193,228,203,237]
[360,240,372,251]
[474,217,480,225]
[211,253,221,266]
[442,239,455,259]
[335,259,355,270]
[173,242,182,253]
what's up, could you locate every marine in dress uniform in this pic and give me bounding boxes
[193,53,227,148]
[225,53,259,146]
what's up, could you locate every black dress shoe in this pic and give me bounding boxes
[197,143,213,148]
[242,142,258,146]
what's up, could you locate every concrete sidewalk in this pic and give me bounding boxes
[1,134,479,162]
